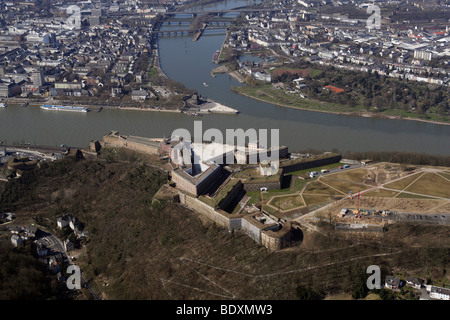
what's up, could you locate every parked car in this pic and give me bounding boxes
[309,171,318,178]
[321,169,329,173]
[343,164,350,169]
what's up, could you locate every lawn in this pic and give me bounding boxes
[302,194,332,206]
[363,188,400,198]
[395,193,436,199]
[234,168,282,184]
[268,195,304,211]
[233,85,360,113]
[292,178,308,191]
[246,187,293,205]
[437,172,450,181]
[325,168,368,184]
[383,172,424,191]
[286,162,345,177]
[404,172,450,199]
[319,177,368,195]
[303,180,341,195]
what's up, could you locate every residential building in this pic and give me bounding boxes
[11,234,23,247]
[430,286,450,300]
[57,215,72,229]
[0,83,21,98]
[64,239,74,252]
[385,275,402,290]
[406,276,424,289]
[131,89,148,102]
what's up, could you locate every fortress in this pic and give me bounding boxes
[99,132,342,251]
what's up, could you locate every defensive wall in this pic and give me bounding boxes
[280,153,342,174]
[242,180,282,191]
[101,131,160,155]
[179,190,302,251]
[260,222,302,251]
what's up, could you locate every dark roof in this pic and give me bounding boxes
[385,275,400,286]
[406,276,424,285]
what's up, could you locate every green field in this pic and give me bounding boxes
[286,162,345,177]
[232,85,365,114]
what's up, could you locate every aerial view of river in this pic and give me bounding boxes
[0,0,449,155]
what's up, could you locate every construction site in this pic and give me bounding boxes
[298,162,450,237]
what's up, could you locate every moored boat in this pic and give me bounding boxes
[40,104,88,112]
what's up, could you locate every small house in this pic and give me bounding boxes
[57,215,72,229]
[11,234,23,247]
[406,276,424,289]
[430,286,450,300]
[131,90,148,102]
[34,242,48,257]
[385,275,402,290]
[324,85,345,94]
[69,217,79,231]
[64,239,74,252]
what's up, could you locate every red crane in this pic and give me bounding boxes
[349,186,379,218]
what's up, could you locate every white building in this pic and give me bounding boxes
[414,50,433,61]
[11,235,23,247]
[57,215,72,229]
[430,286,450,300]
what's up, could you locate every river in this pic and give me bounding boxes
[0,0,449,155]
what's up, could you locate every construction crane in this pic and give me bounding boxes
[350,190,362,218]
[260,189,264,213]
[260,187,267,213]
[349,185,379,218]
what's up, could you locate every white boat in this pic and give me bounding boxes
[0,103,6,108]
[203,82,208,87]
[40,104,88,113]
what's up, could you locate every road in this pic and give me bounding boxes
[44,228,101,300]
[7,223,101,300]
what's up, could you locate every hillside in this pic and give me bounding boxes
[1,153,449,300]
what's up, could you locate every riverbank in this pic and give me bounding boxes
[6,97,239,115]
[232,85,450,127]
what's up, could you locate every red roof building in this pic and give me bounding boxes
[324,85,345,93]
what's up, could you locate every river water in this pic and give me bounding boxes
[0,0,449,155]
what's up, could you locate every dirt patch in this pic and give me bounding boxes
[318,197,448,219]
[272,68,312,78]
[268,195,304,211]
